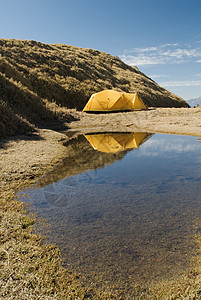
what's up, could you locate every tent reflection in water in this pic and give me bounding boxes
[84,132,150,153]
[83,90,147,112]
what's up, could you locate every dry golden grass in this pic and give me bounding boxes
[0,67,79,139]
[1,39,200,299]
[0,38,188,138]
[0,39,187,109]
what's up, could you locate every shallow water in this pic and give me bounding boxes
[20,132,201,290]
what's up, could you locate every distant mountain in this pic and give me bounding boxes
[187,97,201,107]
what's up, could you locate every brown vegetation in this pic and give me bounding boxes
[0,38,188,109]
[1,39,200,299]
[0,67,78,139]
[0,38,188,139]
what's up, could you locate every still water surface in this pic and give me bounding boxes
[20,132,201,289]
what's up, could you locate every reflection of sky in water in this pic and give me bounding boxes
[19,133,201,292]
[136,134,201,156]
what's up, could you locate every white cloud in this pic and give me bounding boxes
[133,46,158,52]
[123,47,158,54]
[160,80,201,87]
[136,136,201,157]
[160,43,179,48]
[149,74,169,79]
[120,42,201,66]
[120,54,161,66]
[162,48,201,58]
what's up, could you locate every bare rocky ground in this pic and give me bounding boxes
[0,129,68,192]
[69,107,201,136]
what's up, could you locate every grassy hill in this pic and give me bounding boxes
[0,38,188,139]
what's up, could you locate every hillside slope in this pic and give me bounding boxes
[0,39,188,138]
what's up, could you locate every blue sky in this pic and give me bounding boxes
[0,0,201,99]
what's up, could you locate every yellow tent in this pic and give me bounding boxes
[84,132,149,153]
[83,90,147,112]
